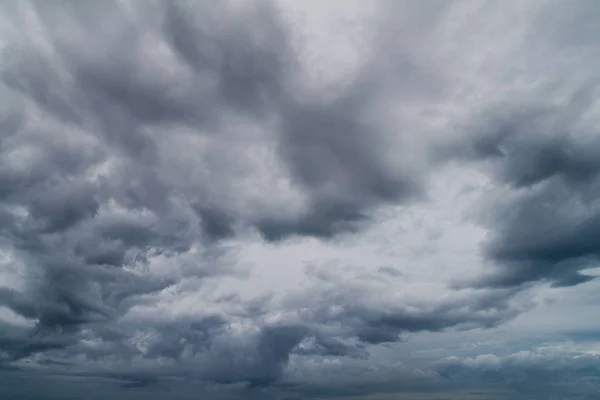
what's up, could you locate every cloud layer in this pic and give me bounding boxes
[1,0,600,399]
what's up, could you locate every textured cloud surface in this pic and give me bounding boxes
[1,1,600,399]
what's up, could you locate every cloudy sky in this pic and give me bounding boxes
[1,1,600,399]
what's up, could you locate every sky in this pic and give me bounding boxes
[1,1,600,399]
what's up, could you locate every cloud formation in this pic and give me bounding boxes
[1,0,600,399]
[437,349,600,400]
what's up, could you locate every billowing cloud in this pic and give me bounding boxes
[460,91,600,288]
[1,0,600,399]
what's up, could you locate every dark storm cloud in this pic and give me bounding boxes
[458,90,600,288]
[431,0,600,290]
[2,0,599,398]
[209,324,309,387]
[0,287,37,320]
[86,322,308,388]
[2,0,425,244]
[0,0,441,382]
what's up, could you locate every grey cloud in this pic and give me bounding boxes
[460,92,600,288]
[345,292,520,345]
[418,1,600,290]
[139,315,227,360]
[86,322,307,388]
[436,351,600,400]
[0,0,439,382]
[441,0,600,289]
[0,287,38,320]
[287,277,525,346]
[2,0,428,244]
[293,334,368,359]
[0,323,76,362]
[2,0,599,398]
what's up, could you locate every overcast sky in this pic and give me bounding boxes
[1,1,600,399]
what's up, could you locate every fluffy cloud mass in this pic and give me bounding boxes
[1,1,600,399]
